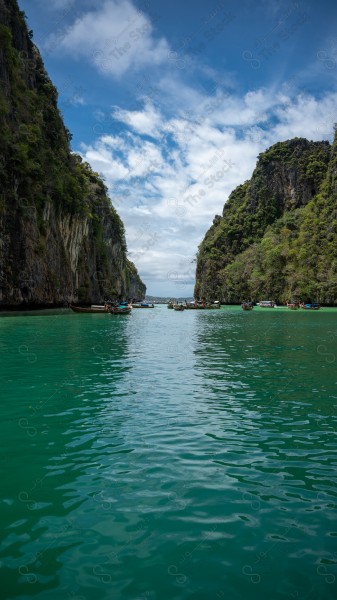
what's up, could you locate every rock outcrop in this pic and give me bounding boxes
[0,0,145,307]
[195,136,337,303]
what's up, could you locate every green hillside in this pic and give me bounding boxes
[0,0,145,307]
[195,134,337,304]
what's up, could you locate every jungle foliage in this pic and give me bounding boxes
[195,135,337,304]
[0,10,129,274]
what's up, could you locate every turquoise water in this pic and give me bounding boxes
[0,305,336,600]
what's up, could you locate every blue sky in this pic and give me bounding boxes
[20,0,337,296]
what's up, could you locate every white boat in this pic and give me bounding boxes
[132,302,155,308]
[185,302,198,309]
[258,300,276,308]
[70,304,110,313]
[208,301,221,309]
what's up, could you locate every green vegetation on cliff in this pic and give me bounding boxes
[195,135,337,304]
[0,0,145,306]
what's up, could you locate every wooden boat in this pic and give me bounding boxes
[110,302,132,315]
[258,300,275,308]
[241,302,253,311]
[185,302,198,309]
[173,304,185,311]
[300,302,320,310]
[187,301,205,309]
[110,307,131,315]
[132,302,154,308]
[167,301,174,309]
[287,302,299,310]
[70,304,110,313]
[207,301,221,309]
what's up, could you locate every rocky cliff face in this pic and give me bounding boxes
[0,0,145,307]
[195,137,334,303]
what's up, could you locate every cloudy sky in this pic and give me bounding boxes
[20,0,337,296]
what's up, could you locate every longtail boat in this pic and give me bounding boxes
[185,302,198,309]
[207,301,221,309]
[132,302,154,308]
[258,300,275,308]
[70,304,110,313]
[300,302,320,310]
[110,302,132,315]
[287,302,299,310]
[110,306,132,315]
[241,302,253,311]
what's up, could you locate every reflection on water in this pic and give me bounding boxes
[0,306,336,599]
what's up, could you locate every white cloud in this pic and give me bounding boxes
[78,88,337,296]
[53,0,169,77]
[112,103,163,137]
[80,138,130,180]
[273,93,337,139]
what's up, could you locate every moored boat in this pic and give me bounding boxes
[186,300,220,309]
[173,304,185,311]
[241,302,253,311]
[70,304,110,313]
[185,301,198,309]
[110,301,132,315]
[300,302,320,310]
[207,301,221,309]
[132,302,155,308]
[258,300,275,308]
[287,301,299,310]
[110,307,132,315]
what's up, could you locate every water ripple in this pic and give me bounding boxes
[1,307,337,598]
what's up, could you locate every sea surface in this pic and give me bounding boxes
[0,305,337,600]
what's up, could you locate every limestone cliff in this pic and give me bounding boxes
[0,0,145,307]
[195,137,335,303]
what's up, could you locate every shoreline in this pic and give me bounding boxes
[1,304,337,316]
